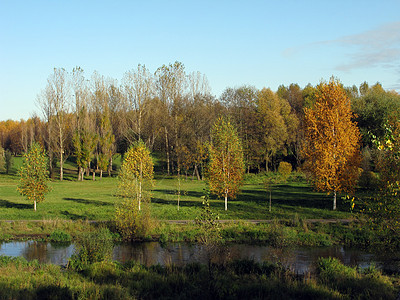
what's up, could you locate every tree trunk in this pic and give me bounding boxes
[165,127,170,175]
[194,164,201,181]
[100,169,103,179]
[60,150,63,181]
[333,190,337,210]
[177,169,180,211]
[34,200,36,211]
[269,190,271,212]
[92,169,95,181]
[225,189,228,211]
[59,126,64,181]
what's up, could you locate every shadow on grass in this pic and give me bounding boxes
[153,189,204,198]
[61,210,93,220]
[151,197,203,207]
[237,184,334,210]
[0,199,32,209]
[63,197,113,206]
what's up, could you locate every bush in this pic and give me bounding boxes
[316,257,396,299]
[278,161,292,181]
[358,169,380,190]
[115,199,153,241]
[68,227,114,270]
[49,230,71,243]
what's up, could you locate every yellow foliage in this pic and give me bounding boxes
[302,78,361,195]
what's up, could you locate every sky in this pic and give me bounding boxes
[1,0,400,121]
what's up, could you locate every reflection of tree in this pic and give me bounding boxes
[21,241,73,265]
[22,241,48,263]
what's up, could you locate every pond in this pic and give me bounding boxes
[1,241,399,274]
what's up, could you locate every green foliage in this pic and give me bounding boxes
[117,141,154,210]
[352,83,400,146]
[358,170,380,190]
[0,146,4,172]
[49,229,71,242]
[114,198,153,240]
[4,149,13,174]
[207,117,245,210]
[278,161,292,182]
[116,141,154,240]
[68,227,114,270]
[17,143,50,211]
[195,192,221,245]
[317,257,395,299]
[1,256,397,300]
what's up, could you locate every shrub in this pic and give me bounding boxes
[115,199,153,241]
[68,227,113,270]
[358,169,380,190]
[49,230,71,243]
[278,161,292,181]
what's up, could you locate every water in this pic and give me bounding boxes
[1,241,399,274]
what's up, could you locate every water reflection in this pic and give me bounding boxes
[0,241,75,265]
[0,241,399,274]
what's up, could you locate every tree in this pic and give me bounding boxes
[360,117,400,238]
[257,88,298,171]
[122,64,154,143]
[352,83,400,146]
[155,61,187,175]
[207,117,245,211]
[0,146,4,172]
[38,68,71,181]
[302,78,361,210]
[17,142,50,211]
[117,141,154,211]
[4,149,13,174]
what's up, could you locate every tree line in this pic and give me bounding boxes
[1,62,400,181]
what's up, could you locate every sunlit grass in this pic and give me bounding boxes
[0,168,352,221]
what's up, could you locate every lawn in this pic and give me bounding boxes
[0,157,352,221]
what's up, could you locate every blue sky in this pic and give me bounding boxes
[1,0,400,120]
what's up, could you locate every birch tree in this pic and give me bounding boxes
[207,117,245,211]
[17,142,50,211]
[118,141,154,211]
[302,78,361,210]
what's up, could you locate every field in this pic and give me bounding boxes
[0,156,352,221]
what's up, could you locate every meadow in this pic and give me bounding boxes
[0,156,352,222]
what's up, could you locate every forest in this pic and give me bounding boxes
[1,61,400,183]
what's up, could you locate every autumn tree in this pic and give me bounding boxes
[207,117,245,211]
[302,78,361,210]
[17,142,50,211]
[0,146,4,172]
[117,141,154,211]
[257,88,298,171]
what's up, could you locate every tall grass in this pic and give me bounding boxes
[0,256,397,300]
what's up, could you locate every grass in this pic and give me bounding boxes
[0,156,353,221]
[0,256,397,300]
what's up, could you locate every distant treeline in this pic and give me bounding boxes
[1,62,400,179]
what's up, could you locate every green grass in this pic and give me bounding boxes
[0,256,397,300]
[0,156,352,221]
[0,172,352,221]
